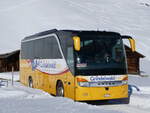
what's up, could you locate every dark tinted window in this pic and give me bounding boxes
[34,37,53,59]
[21,41,34,59]
[52,38,62,59]
[21,36,62,59]
[75,38,127,75]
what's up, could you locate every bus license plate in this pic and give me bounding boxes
[104,94,110,97]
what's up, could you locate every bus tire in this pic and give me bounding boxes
[56,81,64,97]
[28,77,33,88]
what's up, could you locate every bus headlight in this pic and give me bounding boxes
[78,82,90,87]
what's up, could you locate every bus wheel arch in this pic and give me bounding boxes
[28,76,33,88]
[56,80,64,97]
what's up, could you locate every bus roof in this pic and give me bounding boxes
[22,29,121,42]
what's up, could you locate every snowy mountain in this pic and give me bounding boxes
[0,0,150,74]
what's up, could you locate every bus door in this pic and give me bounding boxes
[65,47,75,100]
[65,72,75,100]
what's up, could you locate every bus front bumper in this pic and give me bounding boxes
[75,85,128,101]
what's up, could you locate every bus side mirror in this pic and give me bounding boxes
[128,38,135,52]
[122,36,136,52]
[73,36,80,51]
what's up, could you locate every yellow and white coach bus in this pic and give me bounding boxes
[20,29,135,103]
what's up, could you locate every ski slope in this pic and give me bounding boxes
[0,72,150,113]
[0,0,150,74]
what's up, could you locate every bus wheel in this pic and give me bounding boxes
[28,77,33,88]
[56,81,64,97]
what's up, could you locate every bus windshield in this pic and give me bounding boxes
[75,37,127,75]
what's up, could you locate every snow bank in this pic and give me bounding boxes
[0,73,150,113]
[0,84,52,99]
[0,72,19,81]
[0,97,120,113]
[0,74,118,113]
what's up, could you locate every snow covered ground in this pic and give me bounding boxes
[0,72,19,81]
[0,72,150,113]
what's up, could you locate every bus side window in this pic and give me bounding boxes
[33,36,63,59]
[21,41,34,59]
[21,36,63,59]
[43,37,53,59]
[52,37,63,59]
